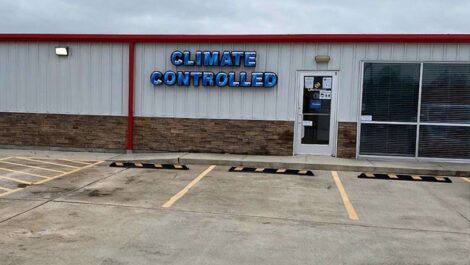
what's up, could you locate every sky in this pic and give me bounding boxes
[0,0,469,34]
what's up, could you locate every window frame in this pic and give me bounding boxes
[357,61,470,161]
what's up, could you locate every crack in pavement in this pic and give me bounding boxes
[43,199,470,237]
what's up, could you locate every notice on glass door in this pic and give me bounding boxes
[304,76,314,89]
[302,120,313,126]
[322,77,332,89]
[319,90,332,100]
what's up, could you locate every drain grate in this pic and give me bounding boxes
[358,173,452,183]
[110,162,189,170]
[229,166,314,176]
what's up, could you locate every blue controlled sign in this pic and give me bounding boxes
[150,51,278,88]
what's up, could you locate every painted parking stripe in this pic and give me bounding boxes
[16,157,80,169]
[0,186,13,192]
[34,161,103,185]
[358,173,452,183]
[331,171,359,220]
[0,166,49,178]
[0,188,24,198]
[0,175,32,185]
[462,177,470,183]
[162,165,216,208]
[0,160,67,173]
[109,162,189,170]
[0,159,102,198]
[228,167,314,176]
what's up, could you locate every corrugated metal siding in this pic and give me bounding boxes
[135,43,470,121]
[0,42,128,116]
[1,42,469,121]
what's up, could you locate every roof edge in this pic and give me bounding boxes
[0,34,469,43]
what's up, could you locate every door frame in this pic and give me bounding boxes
[294,70,339,156]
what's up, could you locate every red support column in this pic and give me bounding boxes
[127,42,135,152]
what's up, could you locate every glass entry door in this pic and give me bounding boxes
[295,71,338,155]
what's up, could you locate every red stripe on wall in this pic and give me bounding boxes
[127,42,135,151]
[0,34,470,43]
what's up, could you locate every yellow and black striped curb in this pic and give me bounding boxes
[358,173,452,183]
[229,166,314,176]
[110,162,189,170]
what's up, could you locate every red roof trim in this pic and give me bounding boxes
[0,34,469,43]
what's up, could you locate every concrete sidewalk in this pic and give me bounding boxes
[0,148,468,176]
[110,152,470,177]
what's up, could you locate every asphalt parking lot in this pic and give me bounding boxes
[0,155,469,265]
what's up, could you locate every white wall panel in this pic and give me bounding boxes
[134,42,470,121]
[1,41,468,122]
[0,42,128,116]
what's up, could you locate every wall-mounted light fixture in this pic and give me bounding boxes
[315,55,330,63]
[55,47,69,56]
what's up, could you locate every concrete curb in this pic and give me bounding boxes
[105,153,470,177]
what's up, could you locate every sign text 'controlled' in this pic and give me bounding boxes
[150,51,278,88]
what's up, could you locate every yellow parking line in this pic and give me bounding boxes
[0,188,24,198]
[0,160,67,173]
[162,165,216,208]
[33,161,103,185]
[0,156,13,161]
[462,177,470,183]
[0,166,49,178]
[16,157,80,169]
[331,171,359,220]
[0,186,13,192]
[0,175,32,185]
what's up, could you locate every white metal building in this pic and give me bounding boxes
[0,34,469,160]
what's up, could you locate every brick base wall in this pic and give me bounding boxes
[337,122,357,159]
[0,112,294,155]
[0,112,127,150]
[134,117,294,155]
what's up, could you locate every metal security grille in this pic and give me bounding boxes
[360,62,470,160]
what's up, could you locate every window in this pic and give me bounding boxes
[362,63,420,122]
[421,64,470,124]
[360,62,470,159]
[360,124,416,157]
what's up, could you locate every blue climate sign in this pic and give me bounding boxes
[150,51,278,88]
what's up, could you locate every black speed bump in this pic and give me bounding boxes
[358,173,451,183]
[229,166,314,176]
[110,162,189,170]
